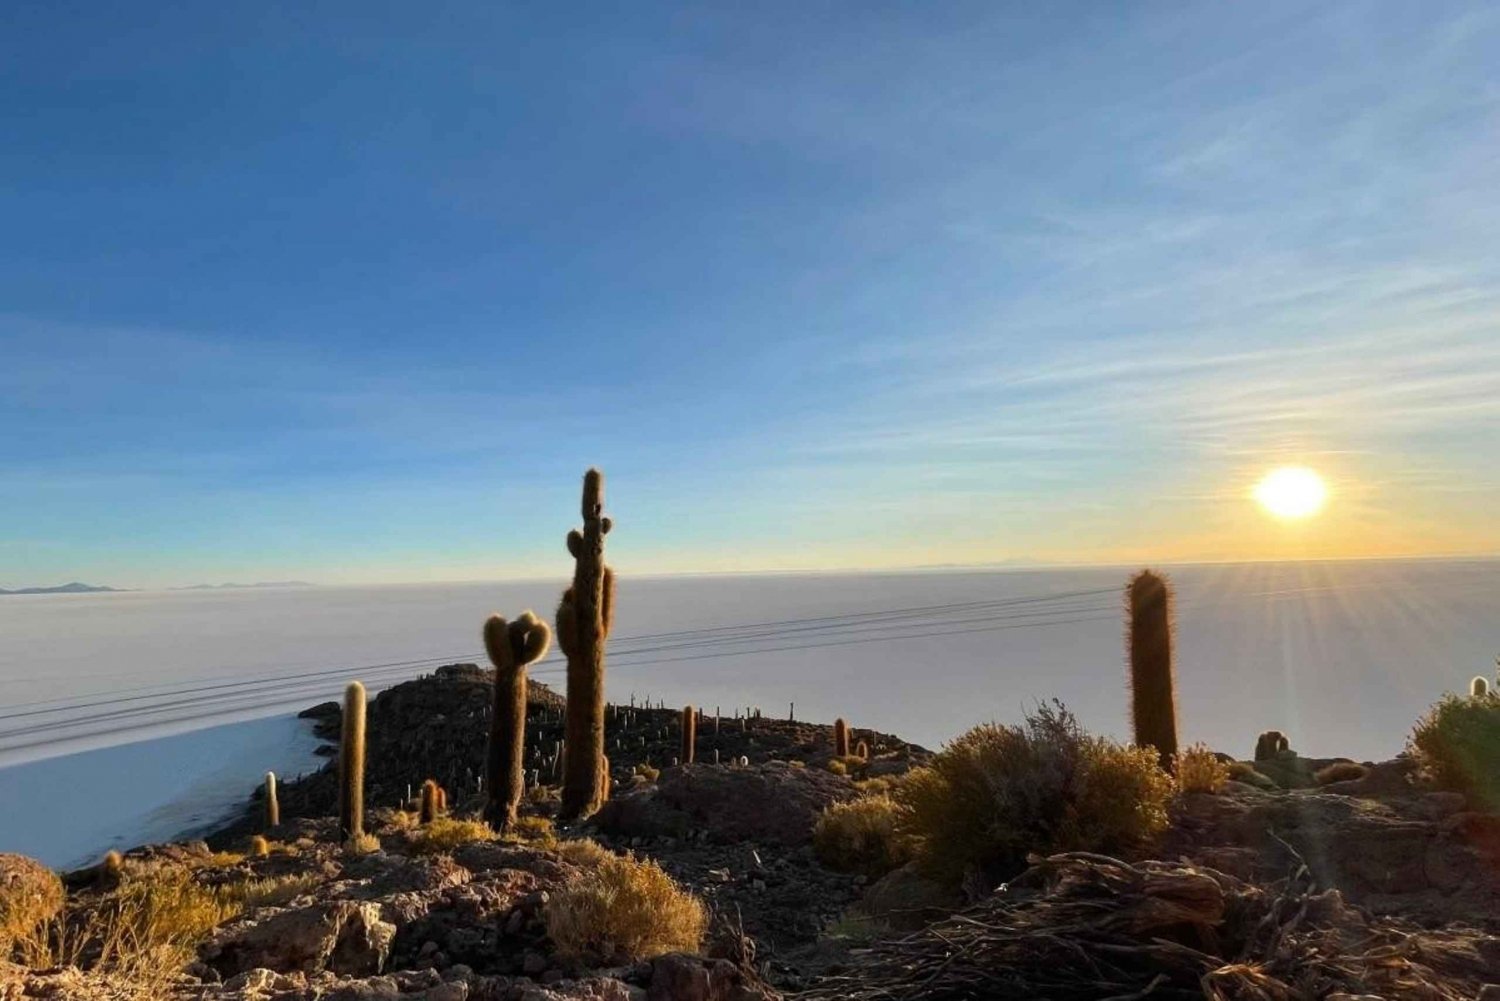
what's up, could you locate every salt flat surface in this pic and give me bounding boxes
[1,560,1496,865]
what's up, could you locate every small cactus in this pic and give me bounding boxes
[483,610,553,832]
[833,718,850,758]
[249,835,270,858]
[1472,676,1490,697]
[339,681,367,841]
[681,705,697,764]
[420,779,440,824]
[263,771,279,830]
[855,739,869,761]
[558,468,614,821]
[1127,570,1178,770]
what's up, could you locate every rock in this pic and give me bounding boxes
[860,863,962,931]
[0,853,64,955]
[646,954,779,1001]
[596,763,856,847]
[523,952,548,975]
[223,967,279,992]
[426,982,469,1001]
[203,900,396,976]
[1476,986,1500,1001]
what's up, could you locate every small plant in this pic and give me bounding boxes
[410,818,494,856]
[813,795,910,879]
[506,816,556,845]
[827,759,848,776]
[545,849,706,963]
[1409,691,1500,809]
[834,718,850,758]
[0,854,63,961]
[633,762,660,782]
[339,681,367,841]
[681,705,696,764]
[1173,743,1229,794]
[342,832,380,856]
[895,702,1173,887]
[248,835,270,858]
[1314,761,1369,786]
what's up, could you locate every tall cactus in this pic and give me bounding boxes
[420,779,439,824]
[681,705,696,764]
[557,468,614,821]
[1126,570,1178,771]
[483,610,552,832]
[263,771,279,830]
[833,718,850,758]
[339,681,367,840]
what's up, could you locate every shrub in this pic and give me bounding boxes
[409,818,494,856]
[1174,743,1230,794]
[342,833,381,856]
[1314,761,1369,786]
[544,850,706,963]
[553,837,614,869]
[0,854,63,962]
[1409,692,1500,809]
[813,795,910,879]
[827,759,848,776]
[1225,761,1272,788]
[633,763,660,783]
[894,702,1173,887]
[506,816,556,844]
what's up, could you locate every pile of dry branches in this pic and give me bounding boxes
[798,851,1487,1000]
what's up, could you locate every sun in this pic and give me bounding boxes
[1253,467,1327,520]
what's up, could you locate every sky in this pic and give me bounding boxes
[1,2,1498,588]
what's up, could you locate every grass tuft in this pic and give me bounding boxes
[1174,743,1230,794]
[544,848,706,963]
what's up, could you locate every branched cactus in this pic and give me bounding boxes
[1127,570,1178,771]
[558,468,614,821]
[1472,676,1490,698]
[263,771,279,830]
[483,610,553,832]
[681,705,696,764]
[833,718,850,758]
[420,779,439,824]
[339,681,367,841]
[1254,730,1290,761]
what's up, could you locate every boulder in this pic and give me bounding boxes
[595,763,855,847]
[203,900,396,976]
[0,853,63,956]
[647,953,779,1001]
[859,863,962,931]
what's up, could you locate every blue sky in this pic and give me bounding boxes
[2,3,1497,587]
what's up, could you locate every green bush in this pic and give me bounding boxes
[894,702,1174,887]
[813,795,910,879]
[1408,692,1500,809]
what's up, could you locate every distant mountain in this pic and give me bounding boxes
[174,581,314,590]
[0,582,120,595]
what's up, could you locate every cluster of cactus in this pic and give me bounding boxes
[1254,730,1290,761]
[1126,570,1178,771]
[557,469,615,821]
[339,681,367,841]
[482,610,553,832]
[680,705,696,764]
[833,718,850,758]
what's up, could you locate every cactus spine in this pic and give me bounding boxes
[833,718,850,758]
[557,468,614,821]
[483,611,553,832]
[1472,676,1490,697]
[263,771,279,830]
[338,681,367,841]
[681,705,696,764]
[1126,570,1178,771]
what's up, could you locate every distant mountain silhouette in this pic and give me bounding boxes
[0,582,120,595]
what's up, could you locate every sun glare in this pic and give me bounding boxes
[1253,467,1327,520]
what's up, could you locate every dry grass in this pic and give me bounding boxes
[0,858,63,963]
[553,837,615,869]
[504,816,556,845]
[408,818,494,856]
[1174,742,1231,794]
[544,849,706,963]
[826,759,848,776]
[812,795,910,879]
[1315,761,1369,786]
[896,702,1174,887]
[342,833,381,856]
